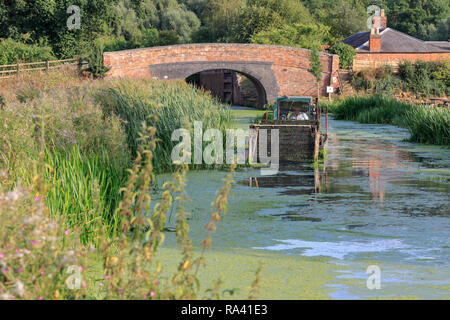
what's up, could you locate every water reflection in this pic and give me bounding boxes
[243,163,328,196]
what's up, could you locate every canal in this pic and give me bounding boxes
[153,107,450,299]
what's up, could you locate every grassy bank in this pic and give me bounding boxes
[0,69,231,240]
[97,80,232,173]
[0,69,258,300]
[324,95,449,146]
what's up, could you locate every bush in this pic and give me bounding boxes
[351,65,400,94]
[84,42,111,79]
[329,42,356,69]
[0,39,56,65]
[398,60,449,97]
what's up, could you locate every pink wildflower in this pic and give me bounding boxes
[0,253,4,258]
[153,280,159,286]
[34,196,41,202]
[64,230,70,235]
[31,241,40,246]
[150,291,155,297]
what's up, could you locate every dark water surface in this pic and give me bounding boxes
[155,108,450,299]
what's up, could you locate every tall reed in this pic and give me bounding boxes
[324,95,450,146]
[44,146,127,242]
[97,80,232,173]
[404,106,450,145]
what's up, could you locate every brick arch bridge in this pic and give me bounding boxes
[103,44,340,104]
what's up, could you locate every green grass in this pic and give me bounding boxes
[323,95,450,146]
[44,145,127,242]
[404,106,450,146]
[97,80,232,173]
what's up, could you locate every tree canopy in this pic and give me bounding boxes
[0,0,448,62]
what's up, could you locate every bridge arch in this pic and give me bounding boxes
[147,61,276,105]
[185,67,269,107]
[104,44,340,102]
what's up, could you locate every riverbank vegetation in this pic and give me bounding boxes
[325,95,449,146]
[0,69,258,299]
[0,69,231,238]
[351,60,450,98]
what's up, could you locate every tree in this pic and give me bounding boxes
[0,0,119,58]
[382,0,450,39]
[308,47,323,100]
[231,0,314,42]
[250,23,331,50]
[303,0,367,39]
[195,0,245,42]
[329,42,356,69]
[84,41,111,79]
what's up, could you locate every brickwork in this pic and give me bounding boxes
[353,52,450,71]
[103,44,340,103]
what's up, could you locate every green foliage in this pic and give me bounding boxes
[0,0,119,58]
[308,48,323,82]
[251,23,330,49]
[96,80,232,173]
[381,0,450,40]
[193,0,245,42]
[84,43,111,79]
[308,48,323,99]
[44,146,126,242]
[0,39,55,64]
[351,60,449,97]
[324,95,450,145]
[231,0,314,43]
[351,66,402,95]
[404,105,450,145]
[157,30,181,46]
[329,42,356,69]
[0,67,264,300]
[303,0,367,39]
[398,60,450,96]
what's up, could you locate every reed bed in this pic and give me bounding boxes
[0,70,232,239]
[97,79,232,173]
[323,95,449,146]
[404,106,450,145]
[0,69,263,300]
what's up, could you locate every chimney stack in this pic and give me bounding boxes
[372,9,387,30]
[369,28,381,52]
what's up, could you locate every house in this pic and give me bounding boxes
[343,10,450,71]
